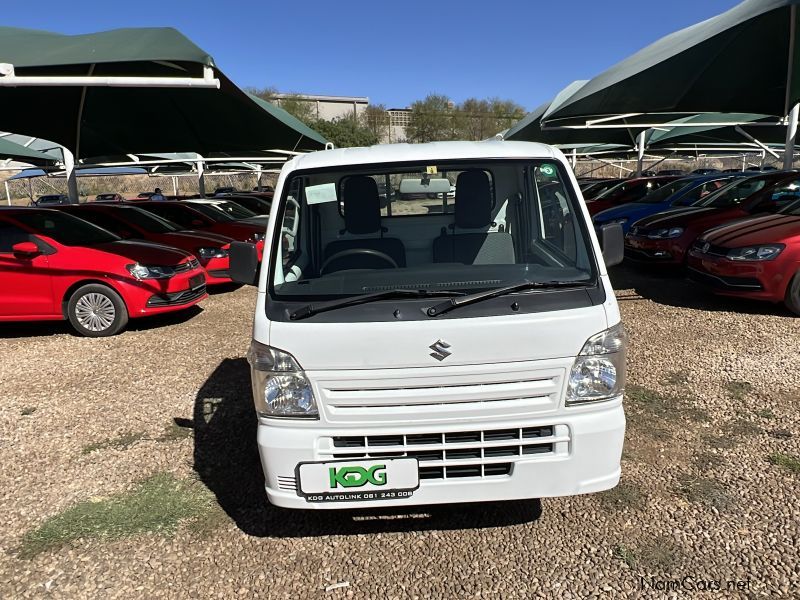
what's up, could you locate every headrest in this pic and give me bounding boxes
[343,176,381,234]
[455,170,492,228]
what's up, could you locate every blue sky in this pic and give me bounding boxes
[4,0,739,110]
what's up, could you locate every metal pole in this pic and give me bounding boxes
[256,165,263,191]
[28,177,33,203]
[571,148,577,169]
[4,180,11,206]
[784,103,799,170]
[63,148,79,203]
[172,175,178,196]
[636,131,646,176]
[196,160,206,197]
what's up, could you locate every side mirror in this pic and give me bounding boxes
[599,222,624,268]
[229,241,259,285]
[12,241,41,257]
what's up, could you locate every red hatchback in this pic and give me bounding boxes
[624,172,798,266]
[133,201,265,260]
[585,176,681,215]
[56,204,235,285]
[0,209,207,336]
[688,196,800,314]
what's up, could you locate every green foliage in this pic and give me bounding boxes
[18,473,220,558]
[768,452,800,474]
[407,94,526,142]
[312,117,379,148]
[82,431,146,454]
[407,94,457,143]
[363,103,389,140]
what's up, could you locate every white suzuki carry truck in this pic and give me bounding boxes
[230,140,627,509]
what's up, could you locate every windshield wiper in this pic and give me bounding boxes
[289,289,465,321]
[425,280,592,317]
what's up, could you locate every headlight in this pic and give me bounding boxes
[566,323,627,406]
[646,227,684,239]
[727,244,785,261]
[247,340,317,418]
[197,246,229,260]
[126,263,175,280]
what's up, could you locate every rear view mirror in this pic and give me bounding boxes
[399,178,451,195]
[599,222,624,268]
[12,241,40,257]
[229,241,259,285]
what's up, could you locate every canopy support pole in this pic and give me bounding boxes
[196,160,206,197]
[256,165,263,191]
[636,131,646,176]
[28,177,33,203]
[570,148,577,169]
[172,176,178,196]
[734,126,781,160]
[63,148,79,203]
[784,103,799,170]
[4,180,11,206]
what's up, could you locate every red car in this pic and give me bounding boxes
[0,208,207,336]
[624,172,799,266]
[55,204,235,285]
[586,176,681,215]
[133,201,265,260]
[687,197,800,314]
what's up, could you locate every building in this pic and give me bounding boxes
[386,108,412,143]
[271,93,369,122]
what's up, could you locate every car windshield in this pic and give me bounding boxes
[137,203,209,228]
[695,176,770,208]
[111,207,178,233]
[634,179,694,204]
[271,159,597,302]
[594,180,635,200]
[190,201,256,221]
[14,210,120,246]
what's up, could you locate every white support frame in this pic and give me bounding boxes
[0,64,220,89]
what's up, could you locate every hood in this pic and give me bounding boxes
[699,214,800,247]
[164,230,234,247]
[92,239,193,266]
[594,201,669,224]
[632,206,728,230]
[239,216,269,228]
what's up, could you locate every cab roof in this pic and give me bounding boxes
[285,140,558,172]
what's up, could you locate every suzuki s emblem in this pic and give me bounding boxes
[429,339,452,361]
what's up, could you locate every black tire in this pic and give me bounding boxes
[66,284,129,337]
[784,271,800,316]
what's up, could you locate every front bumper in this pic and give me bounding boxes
[257,401,625,510]
[687,251,784,301]
[624,235,686,264]
[121,267,208,316]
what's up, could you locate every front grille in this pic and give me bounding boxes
[328,425,563,481]
[687,268,763,290]
[691,240,729,257]
[174,257,200,273]
[277,475,297,491]
[146,284,207,307]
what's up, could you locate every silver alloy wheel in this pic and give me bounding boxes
[74,292,116,332]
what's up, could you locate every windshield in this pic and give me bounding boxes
[190,201,256,221]
[634,179,694,204]
[594,180,635,200]
[112,207,177,233]
[695,176,770,208]
[14,210,120,246]
[138,203,211,228]
[270,159,597,304]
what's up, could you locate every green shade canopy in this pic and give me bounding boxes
[0,136,58,165]
[0,26,326,158]
[541,0,800,125]
[647,113,788,147]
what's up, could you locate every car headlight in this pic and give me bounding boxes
[566,323,627,406]
[247,340,317,418]
[126,263,176,280]
[197,246,229,260]
[646,227,684,239]
[727,244,785,261]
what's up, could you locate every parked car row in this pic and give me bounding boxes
[590,171,800,314]
[0,196,271,336]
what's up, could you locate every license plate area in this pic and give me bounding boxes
[296,458,419,503]
[189,273,205,290]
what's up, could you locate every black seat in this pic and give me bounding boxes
[322,176,406,273]
[433,170,515,264]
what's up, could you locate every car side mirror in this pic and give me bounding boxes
[12,241,41,257]
[599,222,624,268]
[229,241,259,285]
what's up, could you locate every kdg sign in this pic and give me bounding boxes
[329,464,387,488]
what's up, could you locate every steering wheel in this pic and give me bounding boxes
[320,248,398,274]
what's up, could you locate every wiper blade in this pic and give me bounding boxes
[289,289,464,321]
[425,280,591,317]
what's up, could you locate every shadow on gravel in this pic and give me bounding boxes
[609,264,792,317]
[192,358,542,538]
[127,305,204,331]
[206,283,243,295]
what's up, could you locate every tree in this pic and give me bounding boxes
[311,117,379,148]
[362,104,389,142]
[245,87,317,124]
[407,94,456,143]
[454,98,491,140]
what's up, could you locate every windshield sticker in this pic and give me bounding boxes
[426,166,438,174]
[305,182,337,205]
[540,164,556,177]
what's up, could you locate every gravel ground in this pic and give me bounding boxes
[1,268,799,599]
